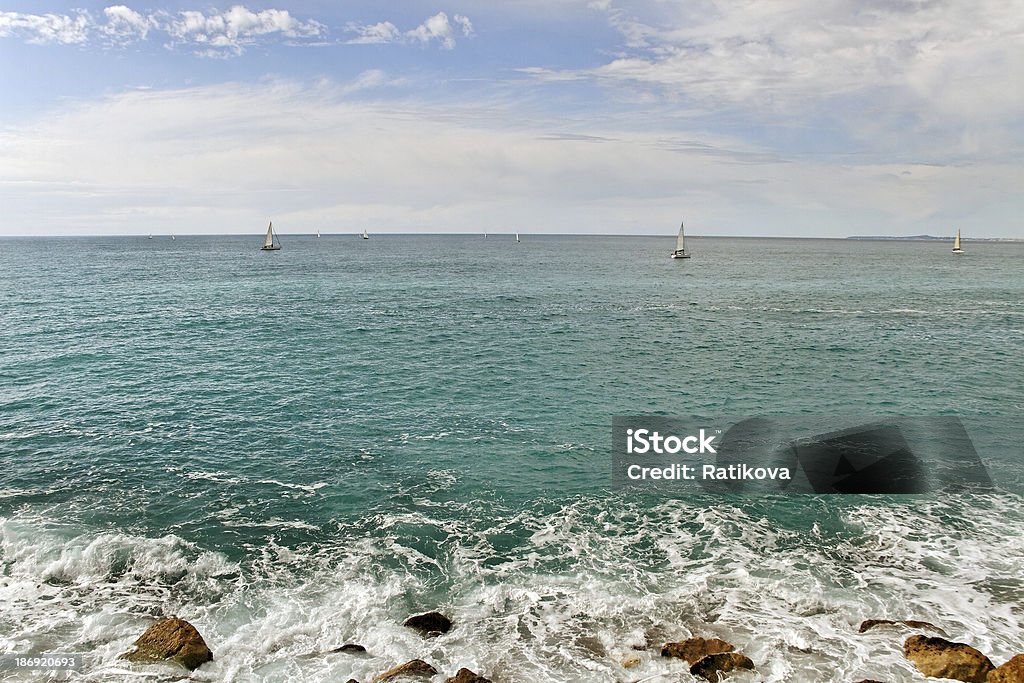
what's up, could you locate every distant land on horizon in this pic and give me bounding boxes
[846,234,1023,242]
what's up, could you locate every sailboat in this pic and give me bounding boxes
[260,221,281,251]
[171,234,175,241]
[148,234,153,240]
[952,228,964,254]
[670,220,691,259]
[361,229,369,240]
[516,233,521,243]
[316,229,321,238]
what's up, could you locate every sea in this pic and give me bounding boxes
[1,234,1022,682]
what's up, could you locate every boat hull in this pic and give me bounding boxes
[260,245,281,251]
[671,251,690,259]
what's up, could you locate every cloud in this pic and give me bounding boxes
[102,6,151,43]
[3,80,1021,236]
[0,10,91,45]
[345,21,401,45]
[347,12,474,49]
[160,6,324,54]
[0,5,325,55]
[579,0,1024,124]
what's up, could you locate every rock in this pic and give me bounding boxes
[119,617,213,671]
[661,637,735,664]
[444,668,492,683]
[403,611,453,636]
[988,654,1024,682]
[622,657,641,668]
[373,659,438,682]
[346,680,361,683]
[689,652,755,680]
[576,635,607,656]
[859,619,947,636]
[332,643,368,654]
[903,635,994,683]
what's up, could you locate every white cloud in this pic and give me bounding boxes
[102,5,151,42]
[345,21,401,45]
[347,12,475,49]
[0,5,325,55]
[579,0,1024,126]
[406,12,461,49]
[2,80,1020,236]
[160,6,324,54]
[0,10,91,45]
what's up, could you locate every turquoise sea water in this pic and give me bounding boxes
[1,235,1023,681]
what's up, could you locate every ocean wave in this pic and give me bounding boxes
[3,493,1023,681]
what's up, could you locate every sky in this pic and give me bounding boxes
[1,1,1022,237]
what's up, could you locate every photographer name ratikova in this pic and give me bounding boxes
[625,462,792,480]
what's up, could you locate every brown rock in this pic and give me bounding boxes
[373,659,438,682]
[859,619,947,636]
[988,654,1024,682]
[689,652,755,680]
[903,635,994,683]
[403,611,453,636]
[119,617,213,671]
[661,637,735,664]
[444,668,492,683]
[622,657,641,668]
[852,680,887,682]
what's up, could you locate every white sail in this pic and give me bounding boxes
[953,229,962,251]
[516,233,520,242]
[263,222,275,248]
[671,218,691,258]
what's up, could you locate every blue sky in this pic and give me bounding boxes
[1,1,1022,237]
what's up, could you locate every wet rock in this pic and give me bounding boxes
[444,668,492,683]
[119,617,213,671]
[373,659,438,682]
[988,654,1024,682]
[403,611,453,636]
[332,643,368,654]
[859,619,947,636]
[661,637,735,664]
[903,635,994,683]
[852,680,886,683]
[577,635,607,657]
[622,657,641,668]
[689,652,755,680]
[346,680,361,683]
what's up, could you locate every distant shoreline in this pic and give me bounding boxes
[846,234,1024,242]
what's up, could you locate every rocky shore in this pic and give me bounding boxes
[116,613,1023,682]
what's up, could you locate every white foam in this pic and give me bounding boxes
[2,492,1023,682]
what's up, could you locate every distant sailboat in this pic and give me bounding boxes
[260,221,281,251]
[148,234,153,240]
[516,233,521,243]
[316,229,321,238]
[361,229,369,240]
[171,234,175,241]
[670,220,691,259]
[952,228,964,254]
